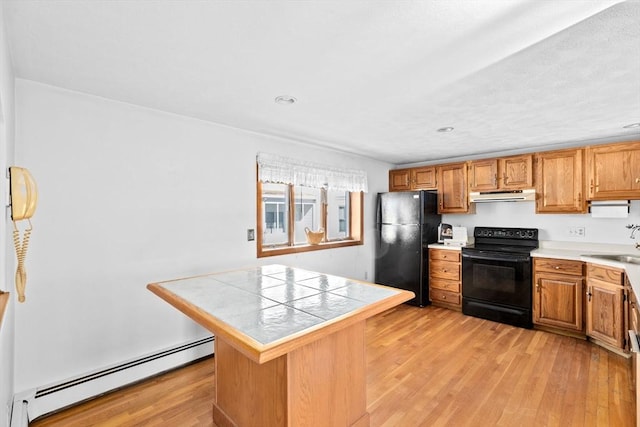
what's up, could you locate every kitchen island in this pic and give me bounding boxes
[147,264,413,427]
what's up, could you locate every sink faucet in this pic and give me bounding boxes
[627,224,640,249]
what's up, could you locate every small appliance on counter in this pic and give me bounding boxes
[438,223,453,243]
[444,226,469,247]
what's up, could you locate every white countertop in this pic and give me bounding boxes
[532,241,640,297]
[428,243,463,251]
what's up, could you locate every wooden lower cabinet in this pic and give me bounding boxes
[533,258,584,333]
[585,264,627,351]
[429,248,461,311]
[630,276,639,334]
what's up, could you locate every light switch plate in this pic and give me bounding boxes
[247,229,255,241]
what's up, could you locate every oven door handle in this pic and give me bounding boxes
[462,251,530,263]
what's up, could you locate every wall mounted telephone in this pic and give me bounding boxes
[9,167,38,303]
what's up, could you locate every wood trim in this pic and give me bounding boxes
[256,168,263,258]
[259,239,364,258]
[0,292,9,331]
[350,191,363,243]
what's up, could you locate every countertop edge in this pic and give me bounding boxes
[427,243,463,251]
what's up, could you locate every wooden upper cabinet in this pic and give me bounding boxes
[389,169,411,191]
[411,166,437,190]
[535,148,586,214]
[585,141,640,200]
[468,159,498,191]
[468,155,532,192]
[437,163,473,214]
[389,167,437,191]
[500,155,533,189]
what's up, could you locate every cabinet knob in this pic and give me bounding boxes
[554,266,560,270]
[442,295,447,300]
[636,178,640,184]
[443,255,448,259]
[442,269,448,273]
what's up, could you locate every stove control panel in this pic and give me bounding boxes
[473,227,538,241]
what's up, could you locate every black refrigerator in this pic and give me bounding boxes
[375,190,441,306]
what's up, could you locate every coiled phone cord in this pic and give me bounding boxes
[13,219,32,303]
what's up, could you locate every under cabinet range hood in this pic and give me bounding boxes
[469,189,535,203]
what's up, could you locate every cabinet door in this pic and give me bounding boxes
[469,159,498,191]
[586,141,640,200]
[500,155,533,190]
[437,163,471,213]
[535,148,585,214]
[534,272,583,331]
[411,166,437,190]
[389,169,411,191]
[586,279,625,349]
[630,283,639,335]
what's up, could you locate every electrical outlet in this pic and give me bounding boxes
[247,229,255,241]
[568,226,586,237]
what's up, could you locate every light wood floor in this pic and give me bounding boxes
[31,305,635,426]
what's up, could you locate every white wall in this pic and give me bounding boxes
[0,0,16,424]
[444,200,640,246]
[13,79,391,394]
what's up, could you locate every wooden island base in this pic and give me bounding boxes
[212,321,370,427]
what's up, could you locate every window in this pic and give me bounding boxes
[257,183,363,257]
[256,153,367,258]
[261,183,289,246]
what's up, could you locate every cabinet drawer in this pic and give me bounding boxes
[430,289,461,306]
[587,264,624,285]
[534,258,583,276]
[429,249,460,262]
[430,260,460,281]
[430,278,460,293]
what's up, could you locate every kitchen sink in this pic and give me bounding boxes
[584,254,640,265]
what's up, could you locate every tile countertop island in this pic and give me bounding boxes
[147,264,413,427]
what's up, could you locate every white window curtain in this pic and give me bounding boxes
[257,152,368,193]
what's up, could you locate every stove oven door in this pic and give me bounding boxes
[461,249,532,309]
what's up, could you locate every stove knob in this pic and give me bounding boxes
[507,231,513,236]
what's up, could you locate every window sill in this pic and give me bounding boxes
[0,292,9,331]
[258,239,363,258]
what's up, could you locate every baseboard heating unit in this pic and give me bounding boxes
[11,336,214,426]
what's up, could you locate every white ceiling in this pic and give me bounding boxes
[3,0,640,165]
